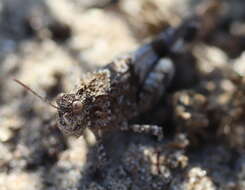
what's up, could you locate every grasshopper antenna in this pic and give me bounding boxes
[13,79,59,109]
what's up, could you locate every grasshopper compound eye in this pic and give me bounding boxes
[72,100,83,113]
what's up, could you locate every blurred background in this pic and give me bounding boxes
[1,0,245,189]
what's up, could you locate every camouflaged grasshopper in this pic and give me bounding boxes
[15,19,199,167]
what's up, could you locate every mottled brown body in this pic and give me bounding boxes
[56,57,140,138]
[55,20,198,141]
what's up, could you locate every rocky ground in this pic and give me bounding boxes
[1,0,245,189]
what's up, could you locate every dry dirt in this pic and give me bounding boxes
[1,0,245,189]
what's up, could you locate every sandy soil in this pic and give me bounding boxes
[1,0,245,189]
